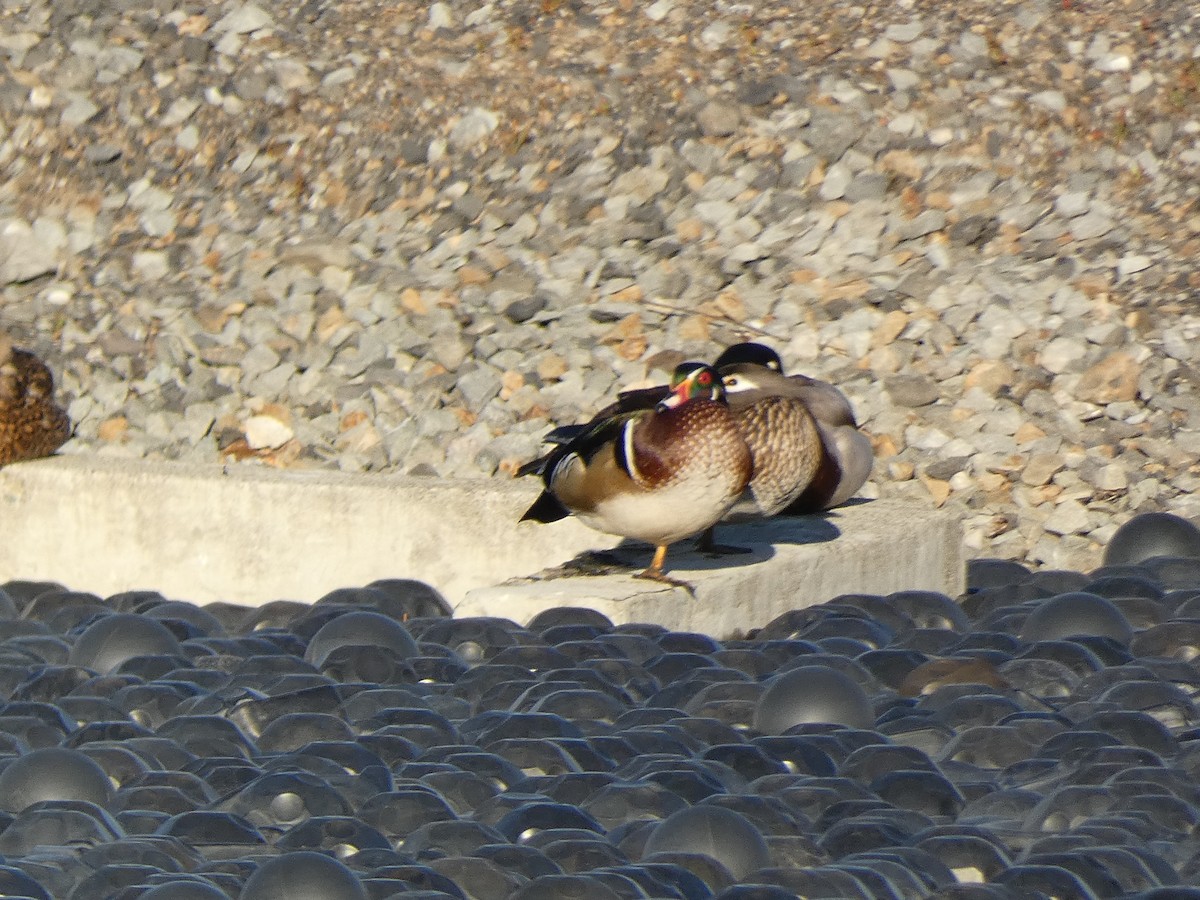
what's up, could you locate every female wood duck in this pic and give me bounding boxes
[718,362,822,521]
[520,363,752,583]
[0,334,70,466]
[713,342,873,514]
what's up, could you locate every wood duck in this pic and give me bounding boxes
[0,334,70,466]
[520,363,752,583]
[718,362,822,521]
[713,342,873,514]
[527,341,871,515]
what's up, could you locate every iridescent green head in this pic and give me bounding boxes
[659,362,725,409]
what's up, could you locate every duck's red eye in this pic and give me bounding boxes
[698,371,712,385]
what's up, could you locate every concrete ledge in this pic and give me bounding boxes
[0,457,964,630]
[0,455,620,605]
[460,499,964,635]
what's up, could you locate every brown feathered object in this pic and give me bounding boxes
[0,334,70,466]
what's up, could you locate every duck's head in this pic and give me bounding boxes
[658,362,725,410]
[714,342,783,373]
[719,362,786,396]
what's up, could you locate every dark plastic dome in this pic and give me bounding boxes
[305,611,419,668]
[1104,512,1200,566]
[0,747,114,813]
[240,850,366,900]
[1019,592,1133,644]
[68,613,182,673]
[642,805,769,879]
[754,665,874,732]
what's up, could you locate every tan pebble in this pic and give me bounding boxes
[615,335,647,361]
[919,474,951,507]
[1021,453,1064,486]
[676,218,705,242]
[602,313,642,343]
[457,265,491,286]
[888,460,915,481]
[880,149,924,180]
[977,472,1008,492]
[867,345,903,374]
[340,410,368,432]
[537,353,568,381]
[97,416,128,442]
[678,315,711,342]
[1095,463,1128,491]
[1076,351,1140,404]
[964,359,1015,395]
[871,310,908,348]
[610,284,643,303]
[1014,421,1046,444]
[873,433,901,458]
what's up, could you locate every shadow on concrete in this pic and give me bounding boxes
[544,512,843,577]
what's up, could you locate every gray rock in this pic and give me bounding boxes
[696,100,740,137]
[1069,211,1114,241]
[215,4,274,34]
[449,108,499,150]
[0,218,65,284]
[885,374,939,407]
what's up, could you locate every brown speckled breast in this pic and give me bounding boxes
[631,399,751,496]
[733,396,821,516]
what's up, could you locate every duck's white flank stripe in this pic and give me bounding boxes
[621,419,640,483]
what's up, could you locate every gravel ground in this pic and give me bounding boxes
[3,0,1200,570]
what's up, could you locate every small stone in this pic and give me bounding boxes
[1054,191,1090,219]
[1093,463,1128,491]
[1069,211,1114,240]
[1042,499,1090,535]
[449,108,499,150]
[1116,255,1152,277]
[884,21,923,42]
[886,68,920,92]
[894,210,946,240]
[503,295,545,324]
[131,251,170,281]
[243,414,293,450]
[964,360,1015,395]
[60,98,100,128]
[1038,336,1086,374]
[1075,352,1139,404]
[1021,454,1064,487]
[0,218,65,284]
[97,416,129,442]
[84,144,122,164]
[885,374,939,407]
[645,0,673,21]
[818,162,853,201]
[1030,90,1066,113]
[215,3,273,34]
[925,456,971,481]
[457,368,502,412]
[427,2,453,29]
[696,100,740,138]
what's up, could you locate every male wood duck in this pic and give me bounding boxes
[525,341,871,517]
[520,362,752,583]
[0,334,70,466]
[713,342,873,514]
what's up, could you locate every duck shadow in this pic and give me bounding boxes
[545,513,842,578]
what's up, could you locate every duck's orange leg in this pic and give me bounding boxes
[634,544,695,594]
